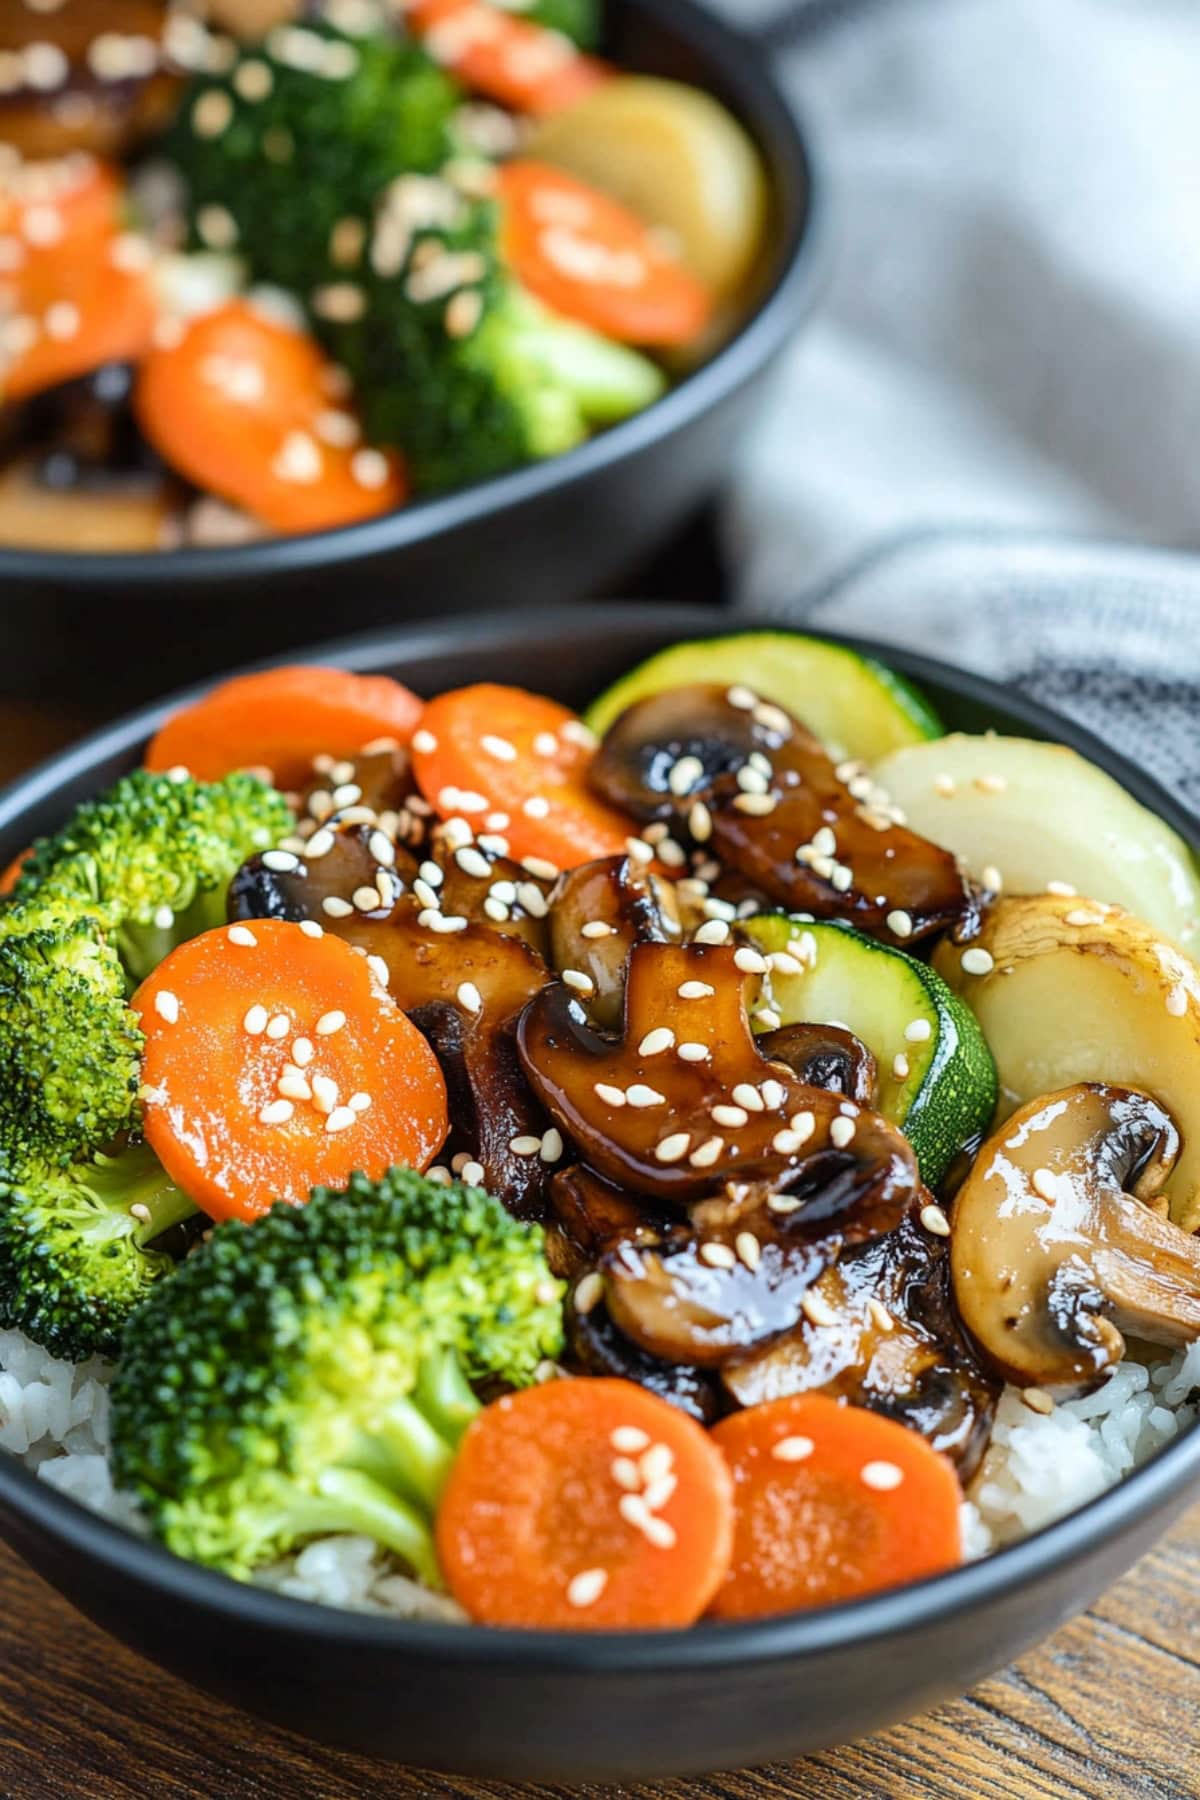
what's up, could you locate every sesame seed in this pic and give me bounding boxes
[830,1116,856,1149]
[861,1460,904,1491]
[933,774,957,797]
[703,897,737,923]
[625,837,654,868]
[1022,1388,1056,1416]
[982,865,1004,892]
[595,1082,626,1107]
[756,1006,783,1030]
[677,1042,709,1063]
[323,896,354,919]
[413,729,438,755]
[311,1074,338,1114]
[580,920,616,939]
[732,1083,765,1113]
[679,981,715,1000]
[694,920,730,946]
[961,947,994,976]
[414,880,440,911]
[641,1514,677,1550]
[974,774,1008,794]
[712,1104,748,1129]
[736,1231,761,1271]
[688,1136,725,1168]
[306,828,336,858]
[154,990,180,1023]
[905,1018,932,1042]
[483,898,508,923]
[562,720,598,750]
[540,1128,564,1163]
[626,1084,666,1108]
[921,1203,952,1237]
[562,969,594,995]
[642,1473,678,1514]
[419,861,444,888]
[353,885,381,913]
[278,1072,312,1102]
[868,1298,895,1333]
[510,1135,542,1156]
[892,1053,911,1082]
[258,1099,294,1125]
[575,1271,604,1314]
[456,847,492,880]
[292,1037,314,1067]
[349,1092,372,1115]
[1167,985,1189,1017]
[1046,879,1077,897]
[768,1192,802,1215]
[325,1106,357,1134]
[193,88,233,137]
[688,801,713,843]
[480,733,517,762]
[772,1435,814,1463]
[611,1451,647,1488]
[1065,908,1106,927]
[137,1084,166,1106]
[228,925,258,948]
[1032,1167,1058,1202]
[830,866,854,893]
[523,855,560,881]
[727,685,758,710]
[802,1290,838,1328]
[522,796,551,820]
[461,1160,484,1186]
[129,1202,153,1224]
[457,981,483,1015]
[618,1491,651,1532]
[886,909,914,939]
[264,1013,289,1041]
[638,1028,675,1056]
[733,947,768,975]
[566,1568,608,1609]
[640,1443,674,1486]
[369,831,396,867]
[316,1010,347,1036]
[767,952,803,977]
[655,1133,691,1164]
[700,1242,736,1269]
[772,1129,802,1154]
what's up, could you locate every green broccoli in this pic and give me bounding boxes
[10,769,292,982]
[519,0,602,47]
[0,915,143,1170]
[110,1169,564,1583]
[0,1141,196,1362]
[165,18,665,492]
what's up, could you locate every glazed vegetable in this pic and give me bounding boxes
[435,1376,734,1628]
[0,911,142,1171]
[874,733,1200,955]
[10,768,291,982]
[743,916,997,1189]
[0,157,155,404]
[405,0,613,115]
[135,302,406,534]
[412,684,639,867]
[951,1084,1200,1396]
[709,1394,962,1617]
[0,0,177,161]
[497,161,712,346]
[134,920,449,1222]
[143,664,424,789]
[584,631,944,760]
[110,1169,563,1580]
[0,1141,193,1362]
[936,894,1200,1230]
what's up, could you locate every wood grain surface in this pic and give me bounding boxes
[2,711,1199,1800]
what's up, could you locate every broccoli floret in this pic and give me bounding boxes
[164,18,664,493]
[10,769,292,982]
[0,1141,195,1362]
[0,916,143,1170]
[110,1169,564,1583]
[522,0,602,47]
[165,18,461,301]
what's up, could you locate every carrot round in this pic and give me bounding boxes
[411,683,639,869]
[144,663,424,789]
[498,160,712,346]
[406,0,612,116]
[134,300,406,535]
[0,157,155,403]
[133,920,448,1223]
[708,1396,962,1620]
[436,1378,734,1629]
[0,847,32,896]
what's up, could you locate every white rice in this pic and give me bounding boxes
[4,1324,1199,1611]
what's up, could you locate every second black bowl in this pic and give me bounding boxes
[1,603,1198,1783]
[0,0,823,705]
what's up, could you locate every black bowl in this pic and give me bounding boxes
[2,604,1198,1784]
[0,0,823,707]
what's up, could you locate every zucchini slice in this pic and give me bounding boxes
[743,914,997,1190]
[586,631,943,762]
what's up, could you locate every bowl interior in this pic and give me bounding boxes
[2,603,1199,1682]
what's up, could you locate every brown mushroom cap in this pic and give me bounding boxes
[589,684,973,946]
[517,939,920,1205]
[723,1210,1000,1475]
[0,3,180,160]
[951,1082,1200,1394]
[757,1020,878,1104]
[548,854,679,1028]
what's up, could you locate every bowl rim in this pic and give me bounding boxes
[0,0,826,593]
[2,599,1199,1674]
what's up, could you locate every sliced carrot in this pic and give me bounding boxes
[498,160,712,346]
[133,920,448,1222]
[144,664,424,789]
[134,300,406,535]
[0,157,155,403]
[0,847,32,896]
[411,683,639,869]
[406,0,612,116]
[708,1395,962,1620]
[436,1377,734,1629]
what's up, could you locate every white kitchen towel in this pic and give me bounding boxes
[718,0,1200,610]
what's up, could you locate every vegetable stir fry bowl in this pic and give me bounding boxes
[2,604,1200,1782]
[0,0,821,705]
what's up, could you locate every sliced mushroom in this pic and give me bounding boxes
[0,3,180,160]
[723,1210,1000,1475]
[951,1083,1200,1394]
[757,1021,877,1104]
[567,1292,724,1424]
[589,684,973,946]
[546,1161,676,1277]
[518,939,919,1207]
[297,745,424,845]
[548,855,679,1028]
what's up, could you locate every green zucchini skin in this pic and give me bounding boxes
[743,914,997,1190]
[585,631,943,762]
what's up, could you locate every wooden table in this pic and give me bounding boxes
[2,709,1199,1800]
